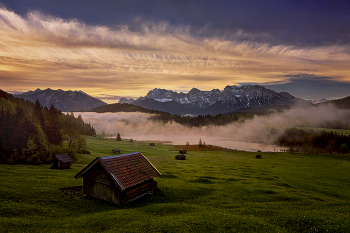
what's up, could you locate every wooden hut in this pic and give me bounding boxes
[74,151,161,204]
[51,153,72,169]
[175,154,186,160]
[112,149,121,153]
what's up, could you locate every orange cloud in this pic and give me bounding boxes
[1,7,350,102]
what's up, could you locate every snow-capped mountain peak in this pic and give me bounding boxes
[127,85,311,115]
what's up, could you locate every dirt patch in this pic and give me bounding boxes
[60,186,83,199]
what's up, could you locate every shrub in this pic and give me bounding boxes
[77,149,91,154]
[339,143,348,154]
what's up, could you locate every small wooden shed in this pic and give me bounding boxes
[112,149,120,153]
[74,151,161,204]
[175,154,186,160]
[51,153,72,169]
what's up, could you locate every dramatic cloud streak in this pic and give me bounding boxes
[1,7,350,101]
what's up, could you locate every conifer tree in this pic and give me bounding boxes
[199,138,203,147]
[45,104,62,145]
[116,132,121,141]
[34,99,45,127]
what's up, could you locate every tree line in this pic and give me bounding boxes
[92,103,164,114]
[92,102,255,127]
[276,127,350,154]
[149,113,254,127]
[0,90,96,165]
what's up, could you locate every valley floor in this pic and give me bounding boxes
[0,136,350,232]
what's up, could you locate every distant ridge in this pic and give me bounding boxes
[92,103,169,115]
[307,98,328,105]
[318,96,350,109]
[15,88,107,112]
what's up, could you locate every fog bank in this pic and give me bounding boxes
[74,104,350,151]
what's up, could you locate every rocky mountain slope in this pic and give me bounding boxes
[120,85,310,115]
[15,88,106,112]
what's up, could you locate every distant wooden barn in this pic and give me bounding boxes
[51,153,72,169]
[74,151,162,204]
[175,154,186,160]
[112,149,120,153]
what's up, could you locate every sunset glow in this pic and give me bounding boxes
[1,2,350,102]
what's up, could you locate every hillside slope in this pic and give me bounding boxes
[15,88,106,112]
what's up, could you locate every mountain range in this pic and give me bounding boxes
[15,85,348,115]
[120,85,311,115]
[15,88,106,112]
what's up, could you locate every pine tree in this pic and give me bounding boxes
[34,99,45,127]
[116,132,121,141]
[199,138,203,147]
[45,104,63,145]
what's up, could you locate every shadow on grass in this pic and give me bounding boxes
[189,178,214,184]
[282,216,328,232]
[57,183,214,213]
[133,186,214,206]
[160,172,179,179]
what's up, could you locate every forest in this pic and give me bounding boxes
[149,113,254,127]
[276,127,350,154]
[0,90,96,165]
[92,103,164,114]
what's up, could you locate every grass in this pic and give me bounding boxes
[1,136,350,232]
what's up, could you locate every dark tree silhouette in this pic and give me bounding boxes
[116,132,121,141]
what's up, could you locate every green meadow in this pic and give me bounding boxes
[1,136,350,232]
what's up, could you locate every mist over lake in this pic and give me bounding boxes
[73,104,350,152]
[73,111,289,152]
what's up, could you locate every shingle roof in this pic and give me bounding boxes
[75,151,161,190]
[55,153,72,163]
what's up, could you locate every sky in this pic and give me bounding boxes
[1,0,350,103]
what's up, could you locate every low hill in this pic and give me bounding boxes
[92,103,171,115]
[15,88,107,112]
[319,96,350,109]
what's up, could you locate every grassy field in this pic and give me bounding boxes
[1,136,350,232]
